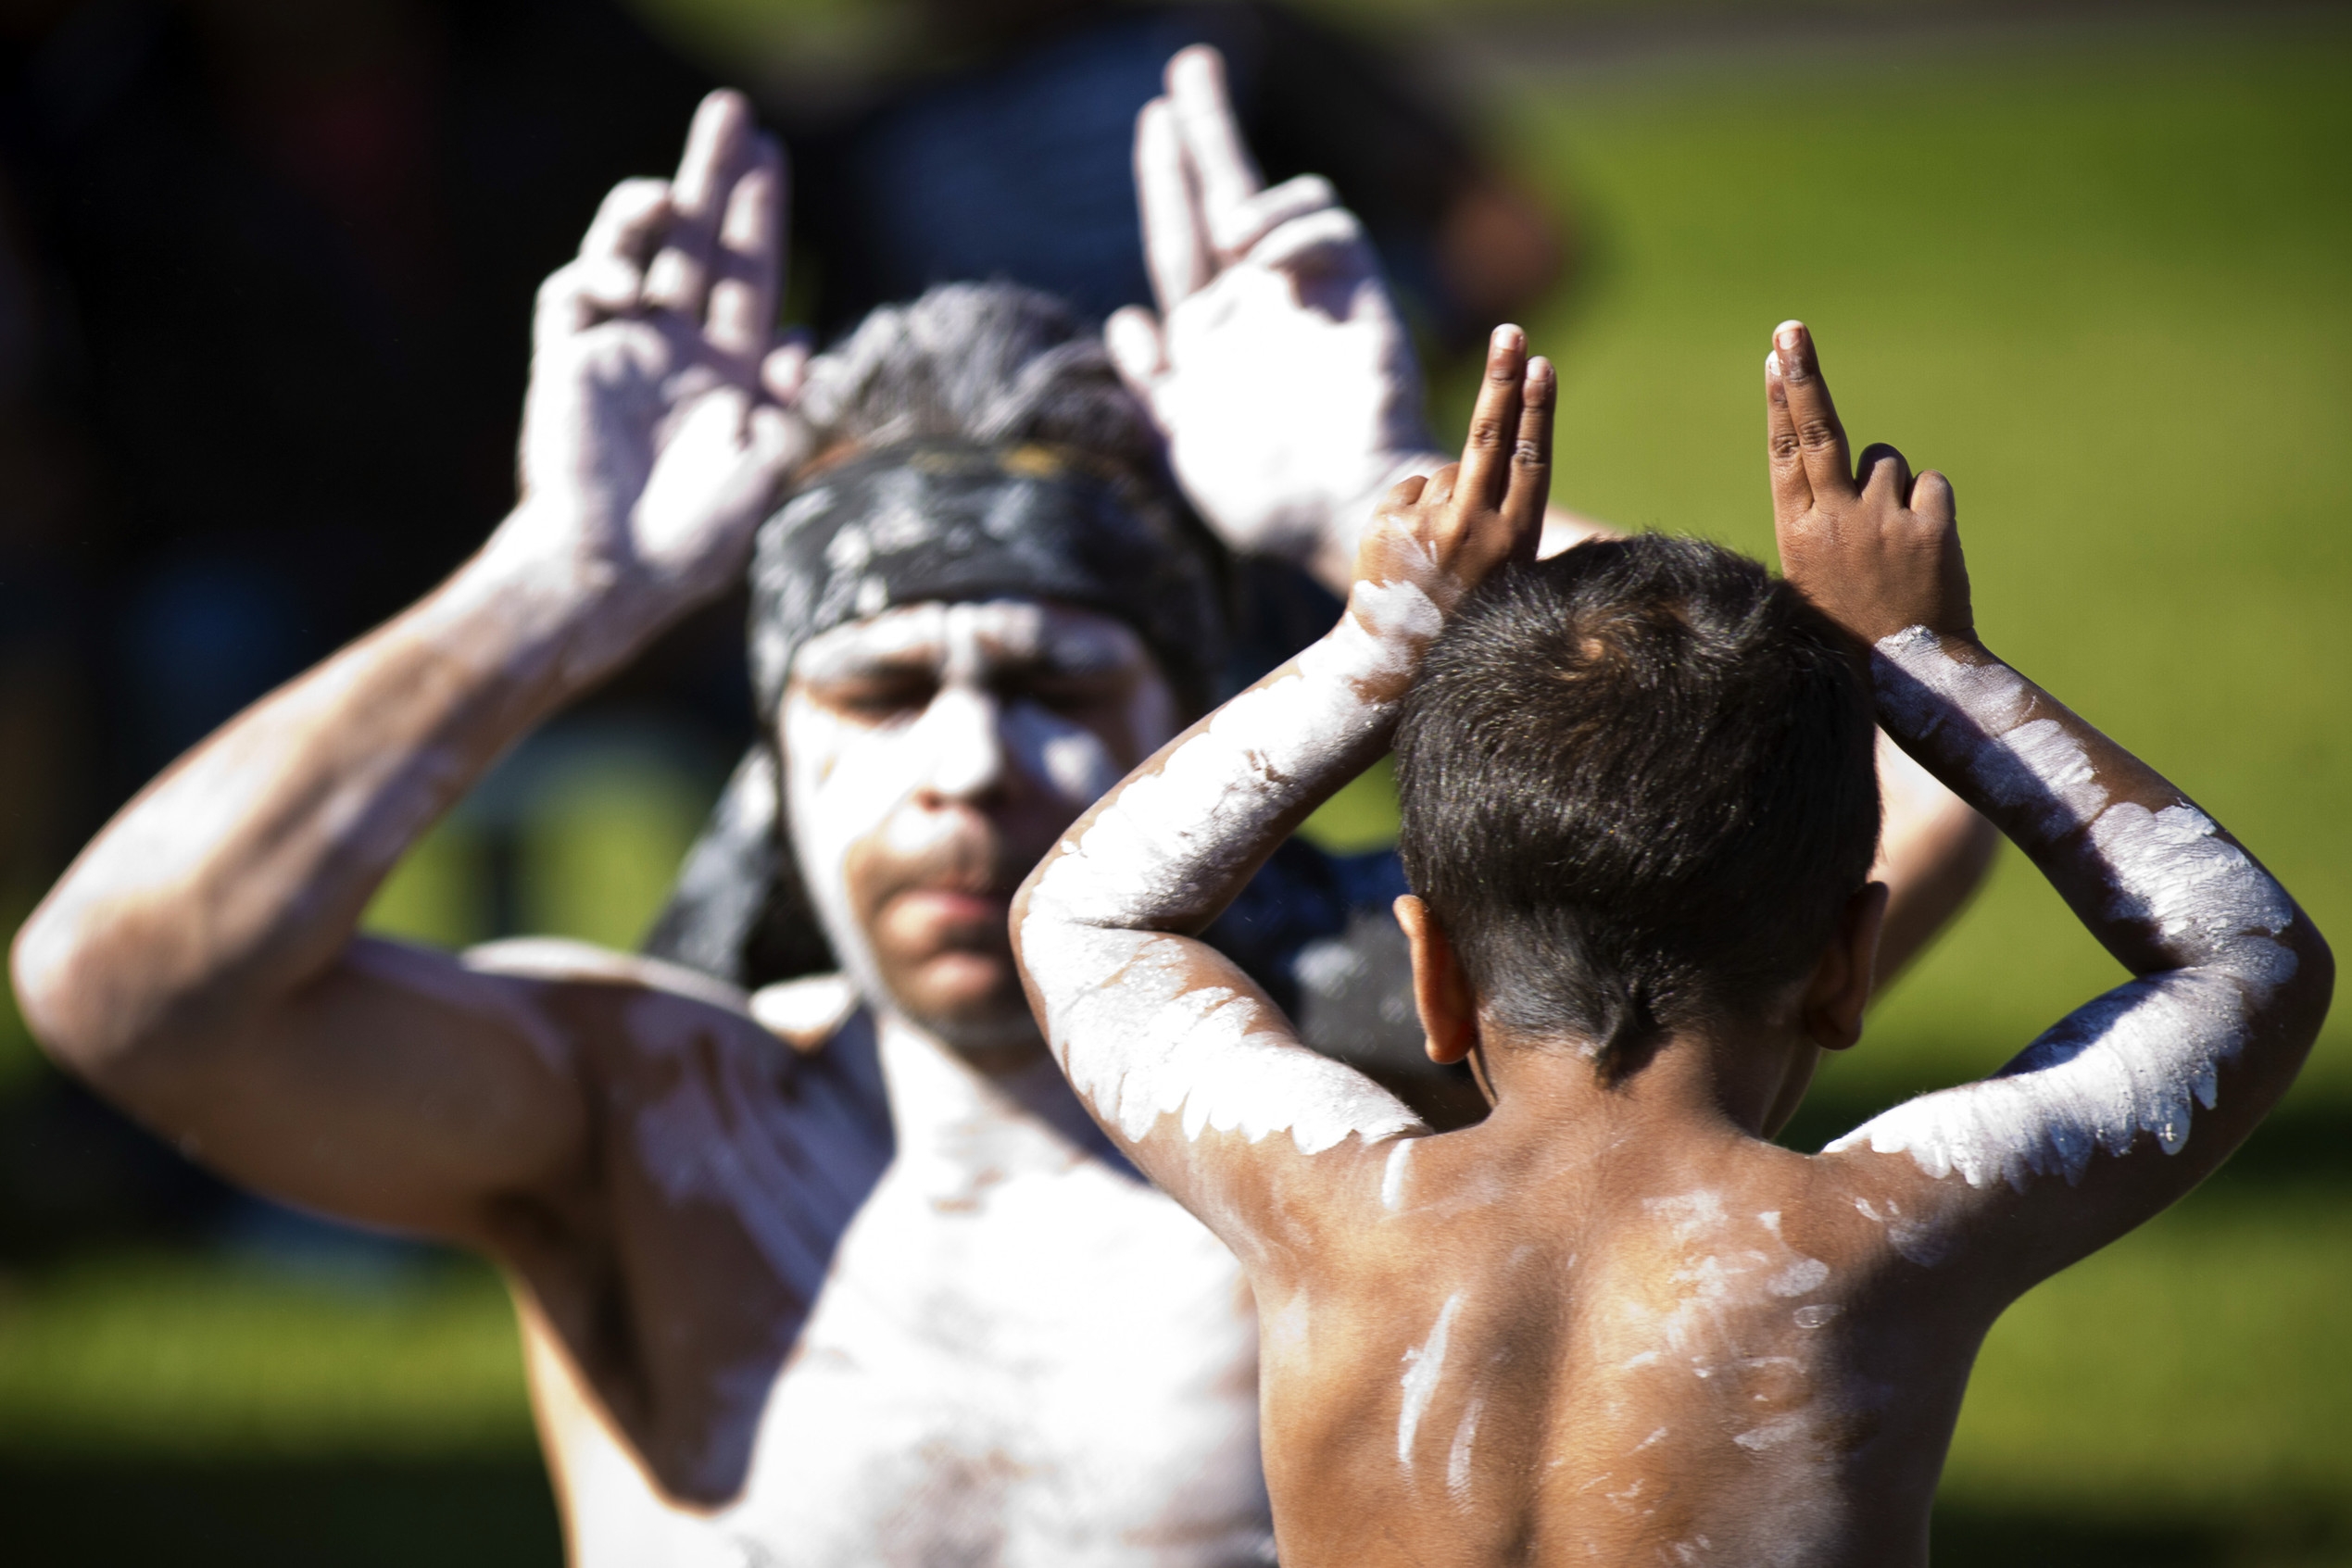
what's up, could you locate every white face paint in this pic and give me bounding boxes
[1020,589,1433,1153]
[782,598,1172,1024]
[1833,628,2300,1189]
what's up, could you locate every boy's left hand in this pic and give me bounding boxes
[1353,324,1554,622]
[1767,320,1973,646]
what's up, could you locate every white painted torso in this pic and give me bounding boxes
[528,1012,1270,1568]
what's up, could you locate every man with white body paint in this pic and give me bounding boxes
[1012,320,2332,1566]
[12,55,1992,1568]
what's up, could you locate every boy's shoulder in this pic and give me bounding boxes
[1295,1121,1959,1327]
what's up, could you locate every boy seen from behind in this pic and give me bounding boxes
[1010,322,2331,1566]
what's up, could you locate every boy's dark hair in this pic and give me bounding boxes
[1395,534,1880,1077]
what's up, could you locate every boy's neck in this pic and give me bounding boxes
[1471,1018,1822,1148]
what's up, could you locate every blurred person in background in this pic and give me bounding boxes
[772,0,1582,773]
[0,0,717,1252]
[16,56,1991,1560]
[0,0,1564,1257]
[783,0,1571,352]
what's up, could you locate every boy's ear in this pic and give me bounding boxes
[1394,895,1479,1065]
[1802,881,1890,1052]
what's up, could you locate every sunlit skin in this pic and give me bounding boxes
[1012,325,2331,1567]
[4,88,1273,1561]
[9,66,1999,1568]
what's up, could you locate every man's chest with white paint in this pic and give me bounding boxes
[722,1157,1270,1562]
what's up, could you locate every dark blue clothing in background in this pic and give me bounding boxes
[791,2,1487,346]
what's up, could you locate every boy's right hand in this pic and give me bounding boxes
[1352,324,1553,629]
[1767,320,1973,646]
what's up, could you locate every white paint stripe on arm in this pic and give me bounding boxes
[1830,630,2300,1189]
[1020,595,1434,1158]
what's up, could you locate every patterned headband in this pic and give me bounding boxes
[746,439,1229,717]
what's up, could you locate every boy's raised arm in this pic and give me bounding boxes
[1768,322,2333,1286]
[1013,330,1554,1260]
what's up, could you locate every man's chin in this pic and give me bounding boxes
[885,961,1047,1069]
[905,1004,1048,1072]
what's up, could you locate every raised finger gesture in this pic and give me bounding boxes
[508,91,811,659]
[1355,326,1553,615]
[1767,320,1972,646]
[1110,46,1436,591]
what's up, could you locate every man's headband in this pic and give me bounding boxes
[747,438,1229,717]
[641,440,1227,986]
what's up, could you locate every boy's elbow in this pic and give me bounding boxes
[2286,918,2334,1032]
[2245,915,2334,1072]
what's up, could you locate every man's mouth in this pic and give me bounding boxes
[874,882,1023,960]
[892,887,1011,927]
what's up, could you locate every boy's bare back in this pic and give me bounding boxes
[1013,324,2330,1565]
[1255,1104,1971,1564]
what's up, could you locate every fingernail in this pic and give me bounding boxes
[1775,321,1804,354]
[1492,323,1522,352]
[1766,350,1781,378]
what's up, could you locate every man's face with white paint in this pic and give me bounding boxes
[780,598,1182,1068]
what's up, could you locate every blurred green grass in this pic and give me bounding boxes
[0,1253,532,1460]
[3,11,2347,1564]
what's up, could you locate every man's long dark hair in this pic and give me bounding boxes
[1394,534,1880,1079]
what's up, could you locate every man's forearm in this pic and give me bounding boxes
[12,520,632,1065]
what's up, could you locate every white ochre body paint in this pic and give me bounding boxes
[1830,628,2298,1190]
[1021,595,1432,1155]
[537,1011,1271,1568]
[1396,1291,1465,1465]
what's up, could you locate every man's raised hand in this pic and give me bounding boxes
[1354,325,1553,618]
[1767,320,1972,646]
[1110,46,1435,591]
[506,90,809,662]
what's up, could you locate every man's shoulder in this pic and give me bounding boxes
[459,939,886,1097]
[460,942,892,1210]
[461,940,878,1059]
[747,972,863,1055]
[462,936,755,1014]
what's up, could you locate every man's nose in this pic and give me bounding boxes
[917,684,1006,802]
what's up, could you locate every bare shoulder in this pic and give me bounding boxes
[459,939,882,1121]
[462,939,861,1052]
[462,935,752,1012]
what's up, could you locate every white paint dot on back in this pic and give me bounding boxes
[749,973,859,1053]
